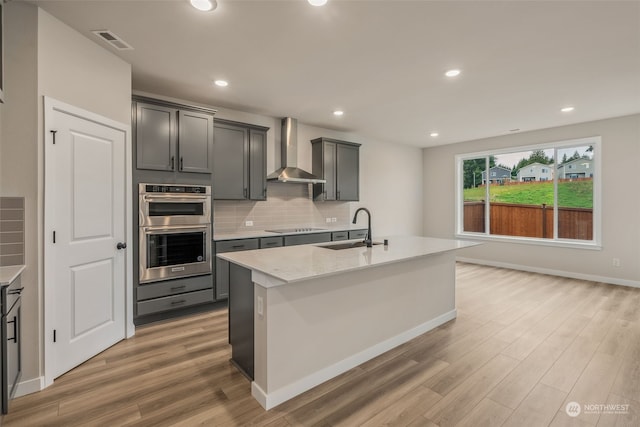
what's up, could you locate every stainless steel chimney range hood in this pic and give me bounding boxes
[267,118,326,184]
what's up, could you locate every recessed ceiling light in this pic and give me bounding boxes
[430,132,439,137]
[445,69,461,77]
[561,106,575,113]
[214,80,228,87]
[190,0,216,12]
[333,110,344,116]
[308,0,328,6]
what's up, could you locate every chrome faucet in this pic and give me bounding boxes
[352,207,372,248]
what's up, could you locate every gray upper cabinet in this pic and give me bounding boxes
[178,110,214,173]
[213,119,268,201]
[136,102,177,171]
[134,97,215,174]
[311,138,361,201]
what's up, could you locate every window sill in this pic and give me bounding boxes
[455,232,602,251]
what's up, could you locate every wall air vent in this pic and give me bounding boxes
[91,30,134,51]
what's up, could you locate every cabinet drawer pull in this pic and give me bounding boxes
[8,287,24,295]
[265,242,277,246]
[7,316,17,343]
[231,245,244,249]
[170,300,187,306]
[170,285,187,291]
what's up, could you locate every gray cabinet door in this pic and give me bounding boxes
[136,102,177,171]
[323,141,337,200]
[178,110,214,174]
[249,129,267,200]
[215,258,230,300]
[336,143,359,201]
[213,122,248,199]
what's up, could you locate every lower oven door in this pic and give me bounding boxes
[140,224,212,283]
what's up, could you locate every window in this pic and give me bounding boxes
[456,137,600,247]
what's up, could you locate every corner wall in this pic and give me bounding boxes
[423,114,640,285]
[1,2,132,394]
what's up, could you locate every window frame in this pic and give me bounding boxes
[454,136,602,250]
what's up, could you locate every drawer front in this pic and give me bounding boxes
[137,289,214,316]
[260,237,283,249]
[331,231,349,241]
[284,232,332,246]
[349,229,368,240]
[137,277,213,301]
[216,238,259,253]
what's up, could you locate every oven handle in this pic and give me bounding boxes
[142,225,210,233]
[142,195,210,203]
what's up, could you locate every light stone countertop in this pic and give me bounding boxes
[0,265,26,286]
[217,235,479,285]
[213,224,367,241]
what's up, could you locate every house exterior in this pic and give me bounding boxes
[557,157,594,179]
[481,166,512,184]
[516,162,554,182]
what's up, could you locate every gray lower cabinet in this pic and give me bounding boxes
[349,229,368,240]
[284,232,331,246]
[213,119,268,200]
[228,263,254,379]
[136,275,214,317]
[134,97,215,174]
[331,231,349,241]
[215,238,259,300]
[311,138,361,201]
[259,236,283,248]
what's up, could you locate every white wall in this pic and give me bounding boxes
[423,114,640,285]
[0,3,132,393]
[135,91,425,238]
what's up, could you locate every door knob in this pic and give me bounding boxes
[116,242,127,250]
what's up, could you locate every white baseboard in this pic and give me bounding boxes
[15,376,44,398]
[456,257,640,289]
[252,309,457,410]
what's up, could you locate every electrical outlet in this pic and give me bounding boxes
[245,220,253,227]
[331,217,337,222]
[612,258,621,267]
[326,218,332,223]
[257,296,264,316]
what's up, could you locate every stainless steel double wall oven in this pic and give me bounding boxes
[139,183,212,283]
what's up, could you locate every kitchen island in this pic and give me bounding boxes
[218,235,478,410]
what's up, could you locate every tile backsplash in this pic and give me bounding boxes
[214,183,350,233]
[0,197,25,266]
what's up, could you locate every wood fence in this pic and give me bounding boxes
[463,201,593,240]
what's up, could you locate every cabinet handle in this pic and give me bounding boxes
[231,245,244,249]
[170,300,187,306]
[243,188,248,198]
[180,157,184,171]
[170,285,187,291]
[8,287,24,295]
[7,316,17,343]
[263,188,267,198]
[171,156,175,170]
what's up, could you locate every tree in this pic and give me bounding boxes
[462,156,495,189]
[514,150,553,173]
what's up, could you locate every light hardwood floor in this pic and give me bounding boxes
[4,263,640,426]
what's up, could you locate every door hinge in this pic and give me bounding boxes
[50,130,57,144]
[53,329,57,343]
[53,231,56,243]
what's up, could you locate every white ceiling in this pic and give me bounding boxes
[31,0,640,147]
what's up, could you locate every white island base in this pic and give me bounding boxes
[218,236,477,410]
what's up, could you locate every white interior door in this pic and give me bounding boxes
[45,100,127,380]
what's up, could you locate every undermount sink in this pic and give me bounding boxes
[320,241,383,250]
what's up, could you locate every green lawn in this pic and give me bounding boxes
[463,180,593,208]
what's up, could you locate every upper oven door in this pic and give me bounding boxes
[139,193,211,226]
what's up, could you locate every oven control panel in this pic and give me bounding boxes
[144,184,209,194]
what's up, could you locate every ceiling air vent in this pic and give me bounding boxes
[91,30,134,51]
